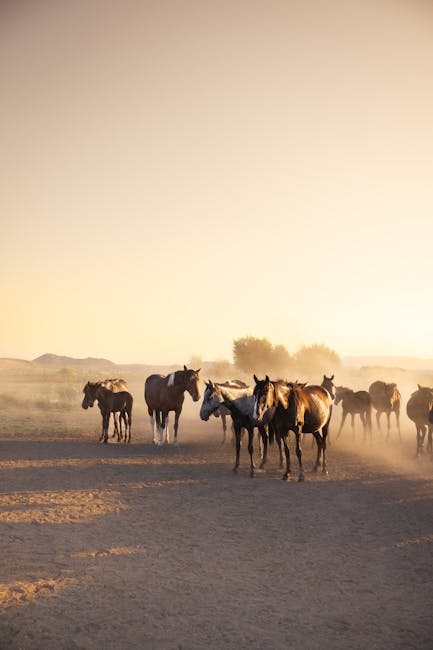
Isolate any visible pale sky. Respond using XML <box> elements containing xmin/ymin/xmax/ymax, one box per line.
<box><xmin>2</xmin><ymin>0</ymin><xmax>433</xmax><ymax>364</ymax></box>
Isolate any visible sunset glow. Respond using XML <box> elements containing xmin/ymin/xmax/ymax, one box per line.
<box><xmin>2</xmin><ymin>1</ymin><xmax>433</xmax><ymax>364</ymax></box>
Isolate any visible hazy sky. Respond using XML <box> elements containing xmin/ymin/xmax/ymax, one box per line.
<box><xmin>2</xmin><ymin>0</ymin><xmax>433</xmax><ymax>364</ymax></box>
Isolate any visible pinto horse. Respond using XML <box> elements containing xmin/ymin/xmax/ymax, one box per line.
<box><xmin>200</xmin><ymin>380</ymin><xmax>271</xmax><ymax>476</ymax></box>
<box><xmin>82</xmin><ymin>381</ymin><xmax>133</xmax><ymax>443</ymax></box>
<box><xmin>145</xmin><ymin>365</ymin><xmax>201</xmax><ymax>445</ymax></box>
<box><xmin>206</xmin><ymin>379</ymin><xmax>248</xmax><ymax>444</ymax></box>
<box><xmin>334</xmin><ymin>386</ymin><xmax>372</xmax><ymax>442</ymax></box>
<box><xmin>253</xmin><ymin>376</ymin><xmax>333</xmax><ymax>481</ymax></box>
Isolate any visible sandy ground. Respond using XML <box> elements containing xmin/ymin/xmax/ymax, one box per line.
<box><xmin>1</xmin><ymin>416</ymin><xmax>433</xmax><ymax>650</ymax></box>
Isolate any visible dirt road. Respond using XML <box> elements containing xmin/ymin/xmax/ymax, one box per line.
<box><xmin>1</xmin><ymin>422</ymin><xmax>432</xmax><ymax>649</ymax></box>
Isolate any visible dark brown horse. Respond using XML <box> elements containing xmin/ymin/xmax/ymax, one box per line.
<box><xmin>81</xmin><ymin>378</ymin><xmax>129</xmax><ymax>440</ymax></box>
<box><xmin>82</xmin><ymin>381</ymin><xmax>133</xmax><ymax>443</ymax></box>
<box><xmin>144</xmin><ymin>365</ymin><xmax>201</xmax><ymax>445</ymax></box>
<box><xmin>368</xmin><ymin>380</ymin><xmax>401</xmax><ymax>440</ymax></box>
<box><xmin>253</xmin><ymin>376</ymin><xmax>333</xmax><ymax>481</ymax></box>
<box><xmin>335</xmin><ymin>386</ymin><xmax>372</xmax><ymax>442</ymax></box>
<box><xmin>407</xmin><ymin>384</ymin><xmax>433</xmax><ymax>455</ymax></box>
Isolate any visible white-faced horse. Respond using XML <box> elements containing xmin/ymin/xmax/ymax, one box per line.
<box><xmin>200</xmin><ymin>380</ymin><xmax>272</xmax><ymax>477</ymax></box>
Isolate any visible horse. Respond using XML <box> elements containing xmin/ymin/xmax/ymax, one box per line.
<box><xmin>368</xmin><ymin>380</ymin><xmax>401</xmax><ymax>441</ymax></box>
<box><xmin>81</xmin><ymin>378</ymin><xmax>129</xmax><ymax>441</ymax></box>
<box><xmin>144</xmin><ymin>365</ymin><xmax>201</xmax><ymax>445</ymax></box>
<box><xmin>200</xmin><ymin>380</ymin><xmax>272</xmax><ymax>476</ymax></box>
<box><xmin>253</xmin><ymin>376</ymin><xmax>333</xmax><ymax>481</ymax></box>
<box><xmin>82</xmin><ymin>382</ymin><xmax>133</xmax><ymax>443</ymax></box>
<box><xmin>407</xmin><ymin>384</ymin><xmax>433</xmax><ymax>455</ymax></box>
<box><xmin>209</xmin><ymin>379</ymin><xmax>248</xmax><ymax>444</ymax></box>
<box><xmin>334</xmin><ymin>386</ymin><xmax>372</xmax><ymax>442</ymax></box>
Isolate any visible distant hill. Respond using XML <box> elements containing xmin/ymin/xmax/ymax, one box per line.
<box><xmin>0</xmin><ymin>358</ymin><xmax>33</xmax><ymax>369</ymax></box>
<box><xmin>33</xmin><ymin>353</ymin><xmax>116</xmax><ymax>370</ymax></box>
<box><xmin>343</xmin><ymin>356</ymin><xmax>433</xmax><ymax>371</ymax></box>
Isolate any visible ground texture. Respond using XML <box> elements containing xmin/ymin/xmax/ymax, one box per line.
<box><xmin>1</xmin><ymin>421</ymin><xmax>432</xmax><ymax>649</ymax></box>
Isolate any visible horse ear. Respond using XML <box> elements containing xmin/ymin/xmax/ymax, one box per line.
<box><xmin>196</xmin><ymin>368</ymin><xmax>201</xmax><ymax>373</ymax></box>
<box><xmin>184</xmin><ymin>365</ymin><xmax>188</xmax><ymax>371</ymax></box>
<box><xmin>253</xmin><ymin>374</ymin><xmax>259</xmax><ymax>384</ymax></box>
<box><xmin>330</xmin><ymin>374</ymin><xmax>334</xmax><ymax>380</ymax></box>
<box><xmin>265</xmin><ymin>375</ymin><xmax>270</xmax><ymax>383</ymax></box>
<box><xmin>208</xmin><ymin>380</ymin><xmax>214</xmax><ymax>388</ymax></box>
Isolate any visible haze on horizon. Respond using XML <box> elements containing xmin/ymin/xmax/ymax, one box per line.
<box><xmin>2</xmin><ymin>0</ymin><xmax>433</xmax><ymax>366</ymax></box>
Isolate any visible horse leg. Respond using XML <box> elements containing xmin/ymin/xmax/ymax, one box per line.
<box><xmin>221</xmin><ymin>412</ymin><xmax>227</xmax><ymax>445</ymax></box>
<box><xmin>386</xmin><ymin>412</ymin><xmax>391</xmax><ymax>442</ymax></box>
<box><xmin>163</xmin><ymin>413</ymin><xmax>170</xmax><ymax>444</ymax></box>
<box><xmin>258</xmin><ymin>424</ymin><xmax>268</xmax><ymax>469</ymax></box>
<box><xmin>148</xmin><ymin>408</ymin><xmax>157</xmax><ymax>444</ymax></box>
<box><xmin>282</xmin><ymin>433</ymin><xmax>291</xmax><ymax>481</ymax></box>
<box><xmin>247</xmin><ymin>426</ymin><xmax>255</xmax><ymax>478</ymax></box>
<box><xmin>277</xmin><ymin>430</ymin><xmax>284</xmax><ymax>468</ymax></box>
<box><xmin>125</xmin><ymin>408</ymin><xmax>131</xmax><ymax>443</ymax></box>
<box><xmin>111</xmin><ymin>412</ymin><xmax>119</xmax><ymax>439</ymax></box>
<box><xmin>360</xmin><ymin>413</ymin><xmax>367</xmax><ymax>442</ymax></box>
<box><xmin>156</xmin><ymin>411</ymin><xmax>163</xmax><ymax>446</ymax></box>
<box><xmin>428</xmin><ymin>425</ymin><xmax>433</xmax><ymax>456</ymax></box>
<box><xmin>102</xmin><ymin>411</ymin><xmax>110</xmax><ymax>444</ymax></box>
<box><xmin>233</xmin><ymin>421</ymin><xmax>242</xmax><ymax>473</ymax></box>
<box><xmin>376</xmin><ymin>411</ymin><xmax>381</xmax><ymax>434</ymax></box>
<box><xmin>351</xmin><ymin>413</ymin><xmax>356</xmax><ymax>440</ymax></box>
<box><xmin>294</xmin><ymin>430</ymin><xmax>304</xmax><ymax>482</ymax></box>
<box><xmin>173</xmin><ymin>409</ymin><xmax>181</xmax><ymax>445</ymax></box>
<box><xmin>417</xmin><ymin>425</ymin><xmax>426</xmax><ymax>455</ymax></box>
<box><xmin>312</xmin><ymin>431</ymin><xmax>323</xmax><ymax>472</ymax></box>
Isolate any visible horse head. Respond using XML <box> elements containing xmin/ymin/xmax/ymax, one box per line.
<box><xmin>81</xmin><ymin>382</ymin><xmax>99</xmax><ymax>409</ymax></box>
<box><xmin>200</xmin><ymin>380</ymin><xmax>223</xmax><ymax>421</ymax></box>
<box><xmin>183</xmin><ymin>365</ymin><xmax>201</xmax><ymax>402</ymax></box>
<box><xmin>252</xmin><ymin>374</ymin><xmax>276</xmax><ymax>423</ymax></box>
<box><xmin>322</xmin><ymin>374</ymin><xmax>336</xmax><ymax>400</ymax></box>
<box><xmin>334</xmin><ymin>385</ymin><xmax>350</xmax><ymax>405</ymax></box>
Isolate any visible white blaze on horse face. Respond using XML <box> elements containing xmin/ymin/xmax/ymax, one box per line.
<box><xmin>168</xmin><ymin>373</ymin><xmax>175</xmax><ymax>387</ymax></box>
<box><xmin>253</xmin><ymin>394</ymin><xmax>259</xmax><ymax>420</ymax></box>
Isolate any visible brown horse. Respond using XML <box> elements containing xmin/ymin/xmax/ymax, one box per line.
<box><xmin>407</xmin><ymin>384</ymin><xmax>433</xmax><ymax>455</ymax></box>
<box><xmin>368</xmin><ymin>380</ymin><xmax>401</xmax><ymax>441</ymax></box>
<box><xmin>335</xmin><ymin>386</ymin><xmax>372</xmax><ymax>442</ymax></box>
<box><xmin>253</xmin><ymin>376</ymin><xmax>333</xmax><ymax>481</ymax></box>
<box><xmin>82</xmin><ymin>381</ymin><xmax>133</xmax><ymax>443</ymax></box>
<box><xmin>144</xmin><ymin>365</ymin><xmax>201</xmax><ymax>445</ymax></box>
<box><xmin>81</xmin><ymin>378</ymin><xmax>129</xmax><ymax>441</ymax></box>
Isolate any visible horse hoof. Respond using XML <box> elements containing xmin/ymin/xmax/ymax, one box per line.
<box><xmin>322</xmin><ymin>468</ymin><xmax>329</xmax><ymax>476</ymax></box>
<box><xmin>282</xmin><ymin>474</ymin><xmax>291</xmax><ymax>481</ymax></box>
<box><xmin>298</xmin><ymin>474</ymin><xmax>304</xmax><ymax>482</ymax></box>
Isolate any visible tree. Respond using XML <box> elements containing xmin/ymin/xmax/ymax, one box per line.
<box><xmin>233</xmin><ymin>336</ymin><xmax>292</xmax><ymax>376</ymax></box>
<box><xmin>294</xmin><ymin>343</ymin><xmax>340</xmax><ymax>379</ymax></box>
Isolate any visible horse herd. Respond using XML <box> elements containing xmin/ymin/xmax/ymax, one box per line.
<box><xmin>81</xmin><ymin>367</ymin><xmax>433</xmax><ymax>480</ymax></box>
